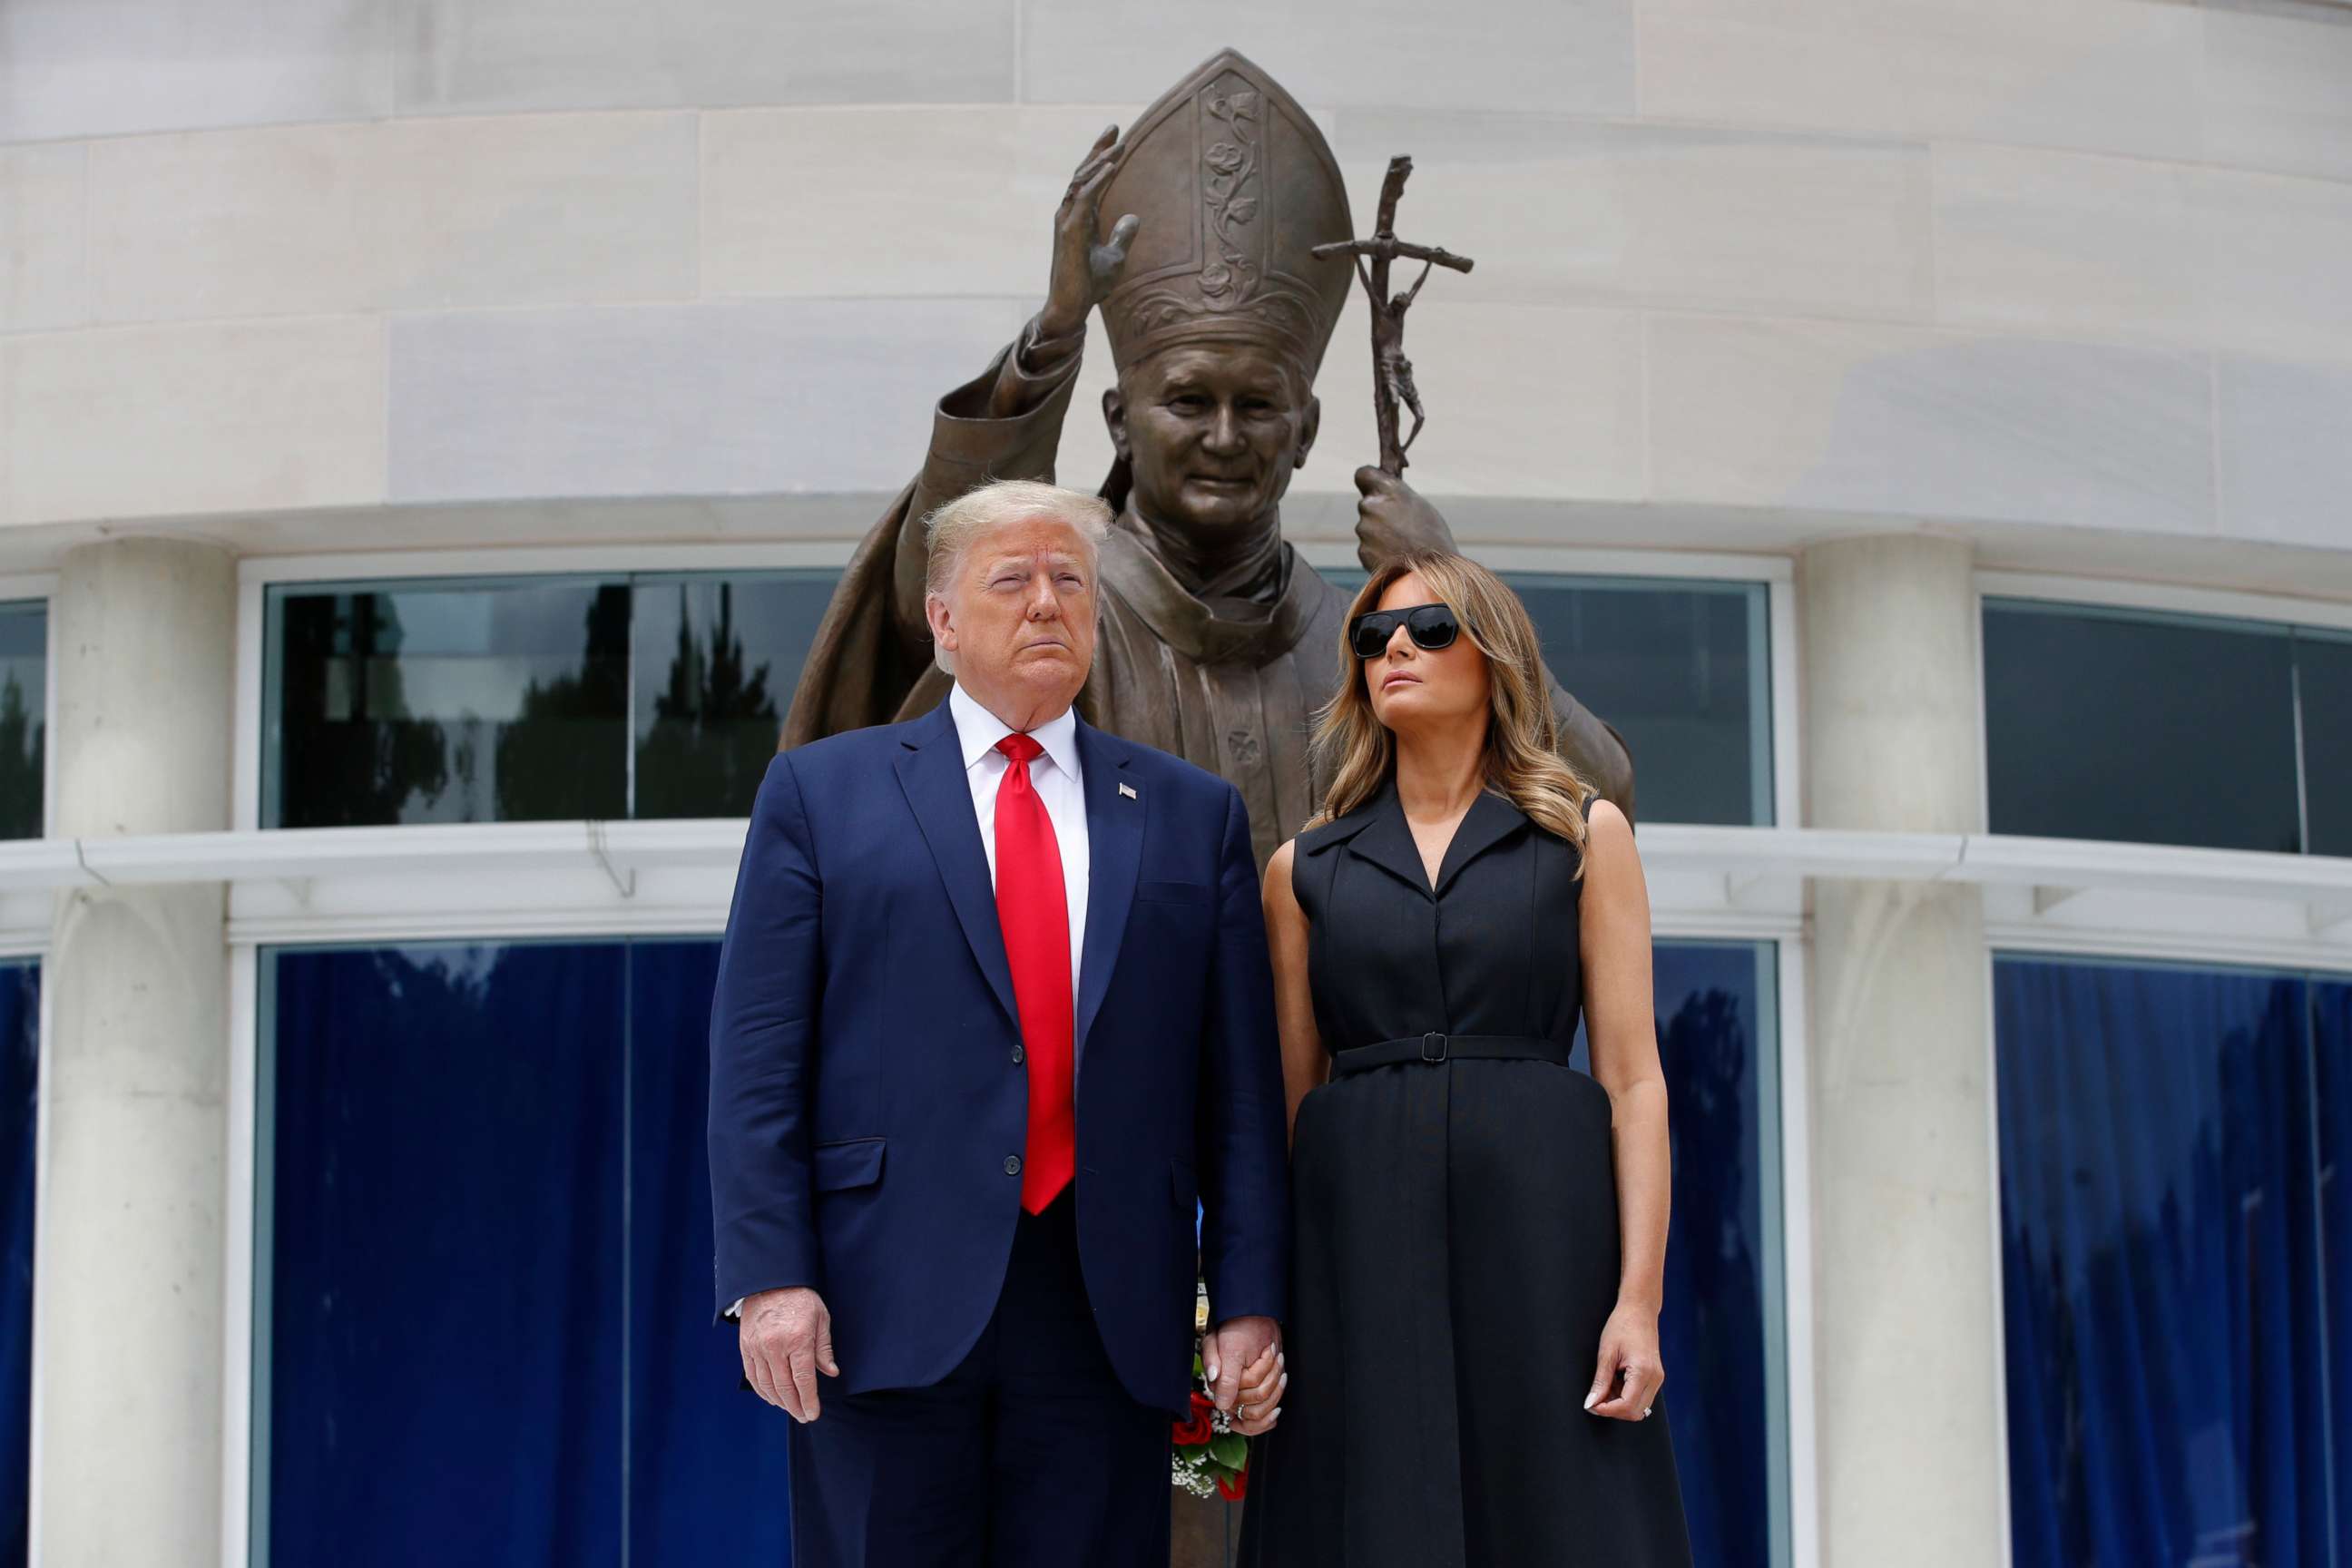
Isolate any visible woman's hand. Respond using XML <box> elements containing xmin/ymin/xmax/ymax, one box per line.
<box><xmin>1229</xmin><ymin>1341</ymin><xmax>1288</xmax><ymax>1436</ymax></box>
<box><xmin>1583</xmin><ymin>1298</ymin><xmax>1664</xmax><ymax>1422</ymax></box>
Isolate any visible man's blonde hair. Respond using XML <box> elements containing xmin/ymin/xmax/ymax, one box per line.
<box><xmin>921</xmin><ymin>479</ymin><xmax>1114</xmax><ymax>675</ymax></box>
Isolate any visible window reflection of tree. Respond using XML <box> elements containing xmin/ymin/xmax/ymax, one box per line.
<box><xmin>1659</xmin><ymin>978</ymin><xmax>1769</xmax><ymax>1568</ymax></box>
<box><xmin>279</xmin><ymin>593</ymin><xmax>452</xmax><ymax>828</ymax></box>
<box><xmin>0</xmin><ymin>669</ymin><xmax>41</xmax><ymax>840</ymax></box>
<box><xmin>494</xmin><ymin>585</ymin><xmax>630</xmax><ymax>821</ymax></box>
<box><xmin>634</xmin><ymin>581</ymin><xmax>778</xmax><ymax>820</ymax></box>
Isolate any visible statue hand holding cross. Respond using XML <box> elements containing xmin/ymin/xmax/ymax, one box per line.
<box><xmin>1315</xmin><ymin>155</ymin><xmax>1475</xmax><ymax>567</ymax></box>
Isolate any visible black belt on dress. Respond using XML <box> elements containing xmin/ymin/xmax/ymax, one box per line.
<box><xmin>1328</xmin><ymin>1033</ymin><xmax>1574</xmax><ymax>1076</ymax></box>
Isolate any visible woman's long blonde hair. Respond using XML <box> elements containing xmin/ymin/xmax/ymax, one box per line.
<box><xmin>1308</xmin><ymin>551</ymin><xmax>1592</xmax><ymax>863</ymax></box>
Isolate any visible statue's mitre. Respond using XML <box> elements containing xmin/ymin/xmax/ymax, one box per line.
<box><xmin>1096</xmin><ymin>49</ymin><xmax>1355</xmax><ymax>381</ymax></box>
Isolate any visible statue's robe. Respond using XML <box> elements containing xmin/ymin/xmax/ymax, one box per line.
<box><xmin>781</xmin><ymin>335</ymin><xmax>1637</xmax><ymax>868</ymax></box>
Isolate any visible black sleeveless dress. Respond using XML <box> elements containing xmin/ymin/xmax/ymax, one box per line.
<box><xmin>1237</xmin><ymin>778</ymin><xmax>1693</xmax><ymax>1567</ymax></box>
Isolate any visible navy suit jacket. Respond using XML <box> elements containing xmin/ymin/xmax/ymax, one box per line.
<box><xmin>707</xmin><ymin>695</ymin><xmax>1289</xmax><ymax>1414</ymax></box>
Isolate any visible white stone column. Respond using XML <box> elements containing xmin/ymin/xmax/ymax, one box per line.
<box><xmin>1798</xmin><ymin>534</ymin><xmax>2003</xmax><ymax>1568</ymax></box>
<box><xmin>37</xmin><ymin>538</ymin><xmax>236</xmax><ymax>1567</ymax></box>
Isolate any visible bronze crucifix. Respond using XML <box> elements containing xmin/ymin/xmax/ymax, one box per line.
<box><xmin>1311</xmin><ymin>155</ymin><xmax>1475</xmax><ymax>477</ymax></box>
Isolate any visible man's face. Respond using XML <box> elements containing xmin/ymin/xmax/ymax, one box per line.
<box><xmin>926</xmin><ymin>513</ymin><xmax>1099</xmax><ymax>726</ymax></box>
<box><xmin>1104</xmin><ymin>343</ymin><xmax>1320</xmax><ymax>536</ymax></box>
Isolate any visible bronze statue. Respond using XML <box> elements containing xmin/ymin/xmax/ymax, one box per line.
<box><xmin>782</xmin><ymin>48</ymin><xmax>1636</xmax><ymax>866</ymax></box>
<box><xmin>1313</xmin><ymin>153</ymin><xmax>1475</xmax><ymax>478</ymax></box>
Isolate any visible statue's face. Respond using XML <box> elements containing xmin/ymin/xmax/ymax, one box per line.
<box><xmin>1104</xmin><ymin>343</ymin><xmax>1320</xmax><ymax>535</ymax></box>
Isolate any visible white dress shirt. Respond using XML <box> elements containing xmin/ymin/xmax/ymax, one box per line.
<box><xmin>730</xmin><ymin>684</ymin><xmax>1091</xmax><ymax>1320</ymax></box>
<box><xmin>945</xmin><ymin>681</ymin><xmax>1090</xmax><ymax>995</ymax></box>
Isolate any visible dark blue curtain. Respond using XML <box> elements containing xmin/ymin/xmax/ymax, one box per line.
<box><xmin>1576</xmin><ymin>940</ymin><xmax>1779</xmax><ymax>1568</ymax></box>
<box><xmin>268</xmin><ymin>944</ymin><xmax>627</xmax><ymax>1568</ymax></box>
<box><xmin>1997</xmin><ymin>956</ymin><xmax>2350</xmax><ymax>1568</ymax></box>
<box><xmin>623</xmin><ymin>941</ymin><xmax>792</xmax><ymax>1563</ymax></box>
<box><xmin>265</xmin><ymin>940</ymin><xmax>790</xmax><ymax>1568</ymax></box>
<box><xmin>0</xmin><ymin>962</ymin><xmax>35</xmax><ymax>1568</ymax></box>
<box><xmin>267</xmin><ymin>932</ymin><xmax>1785</xmax><ymax>1567</ymax></box>
<box><xmin>2318</xmin><ymin>977</ymin><xmax>2352</xmax><ymax>1568</ymax></box>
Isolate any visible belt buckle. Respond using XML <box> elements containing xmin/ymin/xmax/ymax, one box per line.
<box><xmin>1420</xmin><ymin>1031</ymin><xmax>1448</xmax><ymax>1063</ymax></box>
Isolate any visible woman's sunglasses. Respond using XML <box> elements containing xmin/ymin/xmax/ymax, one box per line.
<box><xmin>1348</xmin><ymin>602</ymin><xmax>1461</xmax><ymax>660</ymax></box>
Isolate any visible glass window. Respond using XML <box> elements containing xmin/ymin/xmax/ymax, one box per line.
<box><xmin>258</xmin><ymin>940</ymin><xmax>789</xmax><ymax>1568</ymax></box>
<box><xmin>264</xmin><ymin>566</ymin><xmax>1770</xmax><ymax>828</ymax></box>
<box><xmin>0</xmin><ymin>961</ymin><xmax>34</xmax><ymax>1568</ymax></box>
<box><xmin>632</xmin><ymin>572</ymin><xmax>836</xmax><ymax>820</ymax></box>
<box><xmin>266</xmin><ymin>572</ymin><xmax>839</xmax><ymax>828</ymax></box>
<box><xmin>1983</xmin><ymin>598</ymin><xmax>2352</xmax><ymax>855</ymax></box>
<box><xmin>1577</xmin><ymin>940</ymin><xmax>1787</xmax><ymax>1568</ymax></box>
<box><xmin>266</xmin><ymin>579</ymin><xmax>630</xmax><ymax>828</ymax></box>
<box><xmin>1324</xmin><ymin>569</ymin><xmax>1774</xmax><ymax>826</ymax></box>
<box><xmin>1511</xmin><ymin>577</ymin><xmax>1771</xmax><ymax>828</ymax></box>
<box><xmin>1995</xmin><ymin>954</ymin><xmax>2351</xmax><ymax>1568</ymax></box>
<box><xmin>2298</xmin><ymin>626</ymin><xmax>2352</xmax><ymax>858</ymax></box>
<box><xmin>0</xmin><ymin>604</ymin><xmax>44</xmax><ymax>842</ymax></box>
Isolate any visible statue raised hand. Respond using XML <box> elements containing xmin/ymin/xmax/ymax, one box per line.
<box><xmin>1037</xmin><ymin>125</ymin><xmax>1142</xmax><ymax>346</ymax></box>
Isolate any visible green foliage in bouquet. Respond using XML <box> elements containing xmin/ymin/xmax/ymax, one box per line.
<box><xmin>1170</xmin><ymin>1282</ymin><xmax>1250</xmax><ymax>1501</ymax></box>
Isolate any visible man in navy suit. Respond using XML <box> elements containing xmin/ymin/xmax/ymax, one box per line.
<box><xmin>708</xmin><ymin>477</ymin><xmax>1290</xmax><ymax>1565</ymax></box>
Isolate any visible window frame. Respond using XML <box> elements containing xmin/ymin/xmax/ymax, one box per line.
<box><xmin>234</xmin><ymin>544</ymin><xmax>853</xmax><ymax>838</ymax></box>
<box><xmin>1976</xmin><ymin>569</ymin><xmax>2352</xmax><ymax>860</ymax></box>
<box><xmin>0</xmin><ymin>576</ymin><xmax>57</xmax><ymax>956</ymax></box>
<box><xmin>218</xmin><ymin>536</ymin><xmax>1811</xmax><ymax>1568</ymax></box>
<box><xmin>0</xmin><ymin>576</ymin><xmax>53</xmax><ymax>1568</ymax></box>
<box><xmin>1975</xmin><ymin>571</ymin><xmax>2352</xmax><ymax>1568</ymax></box>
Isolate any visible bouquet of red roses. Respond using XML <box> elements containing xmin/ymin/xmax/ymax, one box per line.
<box><xmin>1170</xmin><ymin>1283</ymin><xmax>1250</xmax><ymax>1501</ymax></box>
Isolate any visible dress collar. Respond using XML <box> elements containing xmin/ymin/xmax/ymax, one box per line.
<box><xmin>1306</xmin><ymin>771</ymin><xmax>1532</xmax><ymax>900</ymax></box>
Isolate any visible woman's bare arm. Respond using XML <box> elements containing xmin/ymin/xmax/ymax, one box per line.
<box><xmin>1577</xmin><ymin>798</ymin><xmax>1674</xmax><ymax>1420</ymax></box>
<box><xmin>1262</xmin><ymin>840</ymin><xmax>1328</xmax><ymax>1142</ymax></box>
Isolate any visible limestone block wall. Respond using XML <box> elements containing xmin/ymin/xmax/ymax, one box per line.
<box><xmin>0</xmin><ymin>0</ymin><xmax>2343</xmax><ymax>576</ymax></box>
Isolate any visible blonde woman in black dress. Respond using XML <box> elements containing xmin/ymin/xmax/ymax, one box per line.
<box><xmin>1233</xmin><ymin>551</ymin><xmax>1693</xmax><ymax>1566</ymax></box>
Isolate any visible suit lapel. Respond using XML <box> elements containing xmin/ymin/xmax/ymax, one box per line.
<box><xmin>893</xmin><ymin>700</ymin><xmax>1021</xmax><ymax>1035</ymax></box>
<box><xmin>1072</xmin><ymin>714</ymin><xmax>1142</xmax><ymax>1075</ymax></box>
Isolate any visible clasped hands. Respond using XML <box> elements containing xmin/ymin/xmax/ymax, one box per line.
<box><xmin>740</xmin><ymin>1289</ymin><xmax>1289</xmax><ymax>1433</ymax></box>
<box><xmin>1206</xmin><ymin>1313</ymin><xmax>1287</xmax><ymax>1436</ymax></box>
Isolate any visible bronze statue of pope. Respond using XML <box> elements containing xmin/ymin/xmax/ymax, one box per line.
<box><xmin>783</xmin><ymin>49</ymin><xmax>1636</xmax><ymax>866</ymax></box>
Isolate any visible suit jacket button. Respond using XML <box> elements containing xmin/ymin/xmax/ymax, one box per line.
<box><xmin>1011</xmin><ymin>1044</ymin><xmax>1024</xmax><ymax>1064</ymax></box>
<box><xmin>1004</xmin><ymin>1155</ymin><xmax>1023</xmax><ymax>1177</ymax></box>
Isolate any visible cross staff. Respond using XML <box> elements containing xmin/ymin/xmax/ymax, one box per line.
<box><xmin>1311</xmin><ymin>155</ymin><xmax>1475</xmax><ymax>477</ymax></box>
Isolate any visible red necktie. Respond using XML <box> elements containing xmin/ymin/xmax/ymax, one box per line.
<box><xmin>993</xmin><ymin>733</ymin><xmax>1074</xmax><ymax>1213</ymax></box>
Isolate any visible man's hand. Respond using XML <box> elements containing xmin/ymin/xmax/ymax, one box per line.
<box><xmin>1354</xmin><ymin>466</ymin><xmax>1458</xmax><ymax>568</ymax></box>
<box><xmin>740</xmin><ymin>1286</ymin><xmax>839</xmax><ymax>1423</ymax></box>
<box><xmin>1039</xmin><ymin>124</ymin><xmax>1141</xmax><ymax>343</ymax></box>
<box><xmin>1205</xmin><ymin>1315</ymin><xmax>1282</xmax><ymax>1424</ymax></box>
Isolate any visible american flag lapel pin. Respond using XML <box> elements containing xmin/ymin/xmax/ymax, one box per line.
<box><xmin>1118</xmin><ymin>782</ymin><xmax>1138</xmax><ymax>801</ymax></box>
